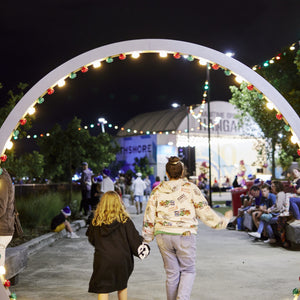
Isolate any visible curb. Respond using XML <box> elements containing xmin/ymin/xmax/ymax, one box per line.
<box><xmin>5</xmin><ymin>219</ymin><xmax>86</xmax><ymax>282</ymax></box>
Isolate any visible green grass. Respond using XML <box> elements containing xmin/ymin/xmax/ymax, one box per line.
<box><xmin>212</xmin><ymin>201</ymin><xmax>232</xmax><ymax>215</ymax></box>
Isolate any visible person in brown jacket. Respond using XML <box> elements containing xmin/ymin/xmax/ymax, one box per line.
<box><xmin>0</xmin><ymin>168</ymin><xmax>15</xmax><ymax>277</ymax></box>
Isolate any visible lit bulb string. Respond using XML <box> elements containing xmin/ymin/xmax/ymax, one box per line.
<box><xmin>1</xmin><ymin>44</ymin><xmax>300</xmax><ymax>163</ymax></box>
<box><xmin>13</xmin><ymin>121</ymin><xmax>220</xmax><ymax>140</ymax></box>
<box><xmin>252</xmin><ymin>40</ymin><xmax>299</xmax><ymax>71</ymax></box>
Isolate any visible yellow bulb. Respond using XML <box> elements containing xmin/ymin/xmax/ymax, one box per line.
<box><xmin>291</xmin><ymin>135</ymin><xmax>298</xmax><ymax>144</ymax></box>
<box><xmin>290</xmin><ymin>45</ymin><xmax>295</xmax><ymax>51</ymax></box>
<box><xmin>159</xmin><ymin>51</ymin><xmax>167</xmax><ymax>57</ymax></box>
<box><xmin>57</xmin><ymin>79</ymin><xmax>65</xmax><ymax>87</ymax></box>
<box><xmin>252</xmin><ymin>66</ymin><xmax>257</xmax><ymax>71</ymax></box>
<box><xmin>199</xmin><ymin>59</ymin><xmax>207</xmax><ymax>66</ymax></box>
<box><xmin>0</xmin><ymin>266</ymin><xmax>6</xmax><ymax>275</ymax></box>
<box><xmin>235</xmin><ymin>76</ymin><xmax>244</xmax><ymax>83</ymax></box>
<box><xmin>269</xmin><ymin>59</ymin><xmax>274</xmax><ymax>64</ymax></box>
<box><xmin>131</xmin><ymin>52</ymin><xmax>140</xmax><ymax>59</ymax></box>
<box><xmin>266</xmin><ymin>102</ymin><xmax>274</xmax><ymax>110</ymax></box>
<box><xmin>93</xmin><ymin>61</ymin><xmax>101</xmax><ymax>68</ymax></box>
<box><xmin>6</xmin><ymin>141</ymin><xmax>13</xmax><ymax>150</ymax></box>
<box><xmin>46</xmin><ymin>133</ymin><xmax>50</xmax><ymax>136</ymax></box>
<box><xmin>28</xmin><ymin>107</ymin><xmax>36</xmax><ymax>115</ymax></box>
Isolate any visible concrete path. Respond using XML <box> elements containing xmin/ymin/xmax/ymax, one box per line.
<box><xmin>11</xmin><ymin>201</ymin><xmax>300</xmax><ymax>300</ymax></box>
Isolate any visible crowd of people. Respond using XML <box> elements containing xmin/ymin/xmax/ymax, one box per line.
<box><xmin>226</xmin><ymin>168</ymin><xmax>300</xmax><ymax>248</ymax></box>
<box><xmin>2</xmin><ymin>160</ymin><xmax>300</xmax><ymax>300</ymax></box>
<box><xmin>81</xmin><ymin>157</ymin><xmax>232</xmax><ymax>300</ymax></box>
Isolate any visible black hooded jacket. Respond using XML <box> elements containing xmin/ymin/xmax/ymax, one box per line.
<box><xmin>86</xmin><ymin>218</ymin><xmax>143</xmax><ymax>293</ymax></box>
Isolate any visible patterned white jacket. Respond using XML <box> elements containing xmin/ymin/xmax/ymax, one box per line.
<box><xmin>142</xmin><ymin>179</ymin><xmax>229</xmax><ymax>242</ymax></box>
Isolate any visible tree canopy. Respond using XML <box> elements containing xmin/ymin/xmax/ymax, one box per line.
<box><xmin>229</xmin><ymin>47</ymin><xmax>300</xmax><ymax>176</ymax></box>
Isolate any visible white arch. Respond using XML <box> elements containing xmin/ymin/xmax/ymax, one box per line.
<box><xmin>1</xmin><ymin>38</ymin><xmax>299</xmax><ymax>155</ymax></box>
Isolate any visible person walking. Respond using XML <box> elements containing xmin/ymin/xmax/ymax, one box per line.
<box><xmin>80</xmin><ymin>162</ymin><xmax>93</xmax><ymax>216</ymax></box>
<box><xmin>0</xmin><ymin>168</ymin><xmax>15</xmax><ymax>296</ymax></box>
<box><xmin>132</xmin><ymin>172</ymin><xmax>146</xmax><ymax>214</ymax></box>
<box><xmin>142</xmin><ymin>156</ymin><xmax>232</xmax><ymax>300</ymax></box>
<box><xmin>86</xmin><ymin>191</ymin><xmax>150</xmax><ymax>300</ymax></box>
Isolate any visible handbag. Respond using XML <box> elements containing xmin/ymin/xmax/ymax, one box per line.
<box><xmin>13</xmin><ymin>209</ymin><xmax>24</xmax><ymax>238</ymax></box>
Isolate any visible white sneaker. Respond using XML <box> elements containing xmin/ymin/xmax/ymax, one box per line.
<box><xmin>248</xmin><ymin>232</ymin><xmax>261</xmax><ymax>239</ymax></box>
<box><xmin>70</xmin><ymin>232</ymin><xmax>80</xmax><ymax>239</ymax></box>
<box><xmin>66</xmin><ymin>232</ymin><xmax>71</xmax><ymax>238</ymax></box>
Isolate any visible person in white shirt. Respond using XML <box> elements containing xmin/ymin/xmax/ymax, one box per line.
<box><xmin>100</xmin><ymin>168</ymin><xmax>115</xmax><ymax>195</ymax></box>
<box><xmin>132</xmin><ymin>172</ymin><xmax>146</xmax><ymax>214</ymax></box>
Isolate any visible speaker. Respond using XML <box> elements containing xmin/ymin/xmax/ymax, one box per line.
<box><xmin>178</xmin><ymin>146</ymin><xmax>195</xmax><ymax>177</ymax></box>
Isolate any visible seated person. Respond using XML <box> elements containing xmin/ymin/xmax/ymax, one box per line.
<box><xmin>289</xmin><ymin>168</ymin><xmax>300</xmax><ymax>220</ymax></box>
<box><xmin>248</xmin><ymin>181</ymin><xmax>286</xmax><ymax>244</ymax></box>
<box><xmin>252</xmin><ymin>183</ymin><xmax>276</xmax><ymax>229</ymax></box>
<box><xmin>51</xmin><ymin>206</ymin><xmax>79</xmax><ymax>239</ymax></box>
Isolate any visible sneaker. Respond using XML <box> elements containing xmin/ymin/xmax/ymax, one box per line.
<box><xmin>248</xmin><ymin>232</ymin><xmax>261</xmax><ymax>239</ymax></box>
<box><xmin>264</xmin><ymin>238</ymin><xmax>276</xmax><ymax>244</ymax></box>
<box><xmin>66</xmin><ymin>232</ymin><xmax>71</xmax><ymax>238</ymax></box>
<box><xmin>70</xmin><ymin>232</ymin><xmax>80</xmax><ymax>239</ymax></box>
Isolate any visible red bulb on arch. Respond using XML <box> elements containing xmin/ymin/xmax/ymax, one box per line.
<box><xmin>47</xmin><ymin>88</ymin><xmax>54</xmax><ymax>95</ymax></box>
<box><xmin>20</xmin><ymin>118</ymin><xmax>27</xmax><ymax>126</ymax></box>
<box><xmin>119</xmin><ymin>54</ymin><xmax>126</xmax><ymax>60</ymax></box>
<box><xmin>276</xmin><ymin>113</ymin><xmax>283</xmax><ymax>120</ymax></box>
<box><xmin>4</xmin><ymin>280</ymin><xmax>11</xmax><ymax>287</ymax></box>
<box><xmin>0</xmin><ymin>155</ymin><xmax>7</xmax><ymax>162</ymax></box>
<box><xmin>81</xmin><ymin>66</ymin><xmax>88</xmax><ymax>73</ymax></box>
<box><xmin>173</xmin><ymin>52</ymin><xmax>181</xmax><ymax>59</ymax></box>
<box><xmin>297</xmin><ymin>149</ymin><xmax>300</xmax><ymax>156</ymax></box>
<box><xmin>212</xmin><ymin>64</ymin><xmax>220</xmax><ymax>70</ymax></box>
<box><xmin>247</xmin><ymin>85</ymin><xmax>254</xmax><ymax>91</ymax></box>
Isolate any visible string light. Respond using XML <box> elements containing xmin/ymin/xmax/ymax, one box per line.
<box><xmin>2</xmin><ymin>45</ymin><xmax>300</xmax><ymax>165</ymax></box>
<box><xmin>159</xmin><ymin>51</ymin><xmax>168</xmax><ymax>57</ymax></box>
<box><xmin>131</xmin><ymin>52</ymin><xmax>140</xmax><ymax>59</ymax></box>
<box><xmin>57</xmin><ymin>79</ymin><xmax>66</xmax><ymax>87</ymax></box>
<box><xmin>28</xmin><ymin>107</ymin><xmax>36</xmax><ymax>115</ymax></box>
<box><xmin>93</xmin><ymin>60</ymin><xmax>101</xmax><ymax>68</ymax></box>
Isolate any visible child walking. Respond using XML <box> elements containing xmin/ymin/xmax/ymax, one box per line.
<box><xmin>86</xmin><ymin>191</ymin><xmax>149</xmax><ymax>300</ymax></box>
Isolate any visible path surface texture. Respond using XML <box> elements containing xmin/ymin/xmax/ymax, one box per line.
<box><xmin>11</xmin><ymin>202</ymin><xmax>300</xmax><ymax>300</ymax></box>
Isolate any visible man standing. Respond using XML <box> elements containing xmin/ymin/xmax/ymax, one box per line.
<box><xmin>80</xmin><ymin>162</ymin><xmax>93</xmax><ymax>216</ymax></box>
<box><xmin>132</xmin><ymin>172</ymin><xmax>146</xmax><ymax>214</ymax></box>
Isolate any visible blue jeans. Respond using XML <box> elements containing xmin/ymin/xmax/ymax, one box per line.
<box><xmin>156</xmin><ymin>234</ymin><xmax>196</xmax><ymax>300</ymax></box>
<box><xmin>257</xmin><ymin>217</ymin><xmax>278</xmax><ymax>238</ymax></box>
<box><xmin>290</xmin><ymin>197</ymin><xmax>300</xmax><ymax>219</ymax></box>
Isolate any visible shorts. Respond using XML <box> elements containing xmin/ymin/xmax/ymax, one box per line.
<box><xmin>134</xmin><ymin>195</ymin><xmax>144</xmax><ymax>203</ymax></box>
<box><xmin>54</xmin><ymin>223</ymin><xmax>65</xmax><ymax>232</ymax></box>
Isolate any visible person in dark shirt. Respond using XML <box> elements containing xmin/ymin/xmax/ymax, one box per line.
<box><xmin>86</xmin><ymin>191</ymin><xmax>149</xmax><ymax>299</ymax></box>
<box><xmin>51</xmin><ymin>206</ymin><xmax>79</xmax><ymax>239</ymax></box>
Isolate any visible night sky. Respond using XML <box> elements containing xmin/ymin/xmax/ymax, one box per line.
<box><xmin>1</xmin><ymin>0</ymin><xmax>299</xmax><ymax>152</ymax></box>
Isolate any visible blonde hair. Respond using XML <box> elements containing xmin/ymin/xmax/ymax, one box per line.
<box><xmin>92</xmin><ymin>191</ymin><xmax>129</xmax><ymax>226</ymax></box>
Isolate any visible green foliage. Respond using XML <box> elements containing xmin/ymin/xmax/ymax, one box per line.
<box><xmin>229</xmin><ymin>45</ymin><xmax>300</xmax><ymax>175</ymax></box>
<box><xmin>133</xmin><ymin>156</ymin><xmax>154</xmax><ymax>178</ymax></box>
<box><xmin>16</xmin><ymin>192</ymin><xmax>65</xmax><ymax>231</ymax></box>
<box><xmin>0</xmin><ymin>83</ymin><xmax>33</xmax><ymax>136</ymax></box>
<box><xmin>37</xmin><ymin>117</ymin><xmax>120</xmax><ymax>182</ymax></box>
<box><xmin>3</xmin><ymin>150</ymin><xmax>45</xmax><ymax>182</ymax></box>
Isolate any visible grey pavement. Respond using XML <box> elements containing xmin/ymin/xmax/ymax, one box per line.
<box><xmin>11</xmin><ymin>196</ymin><xmax>300</xmax><ymax>300</ymax></box>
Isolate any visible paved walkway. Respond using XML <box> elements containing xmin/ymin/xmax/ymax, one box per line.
<box><xmin>11</xmin><ymin>199</ymin><xmax>300</xmax><ymax>300</ymax></box>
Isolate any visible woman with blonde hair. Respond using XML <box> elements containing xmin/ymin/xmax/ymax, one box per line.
<box><xmin>86</xmin><ymin>191</ymin><xmax>149</xmax><ymax>300</ymax></box>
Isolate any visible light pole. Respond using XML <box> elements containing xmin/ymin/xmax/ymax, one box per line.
<box><xmin>98</xmin><ymin>117</ymin><xmax>107</xmax><ymax>133</ymax></box>
<box><xmin>206</xmin><ymin>63</ymin><xmax>212</xmax><ymax>207</ymax></box>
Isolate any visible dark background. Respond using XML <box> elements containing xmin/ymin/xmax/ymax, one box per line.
<box><xmin>1</xmin><ymin>0</ymin><xmax>299</xmax><ymax>151</ymax></box>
